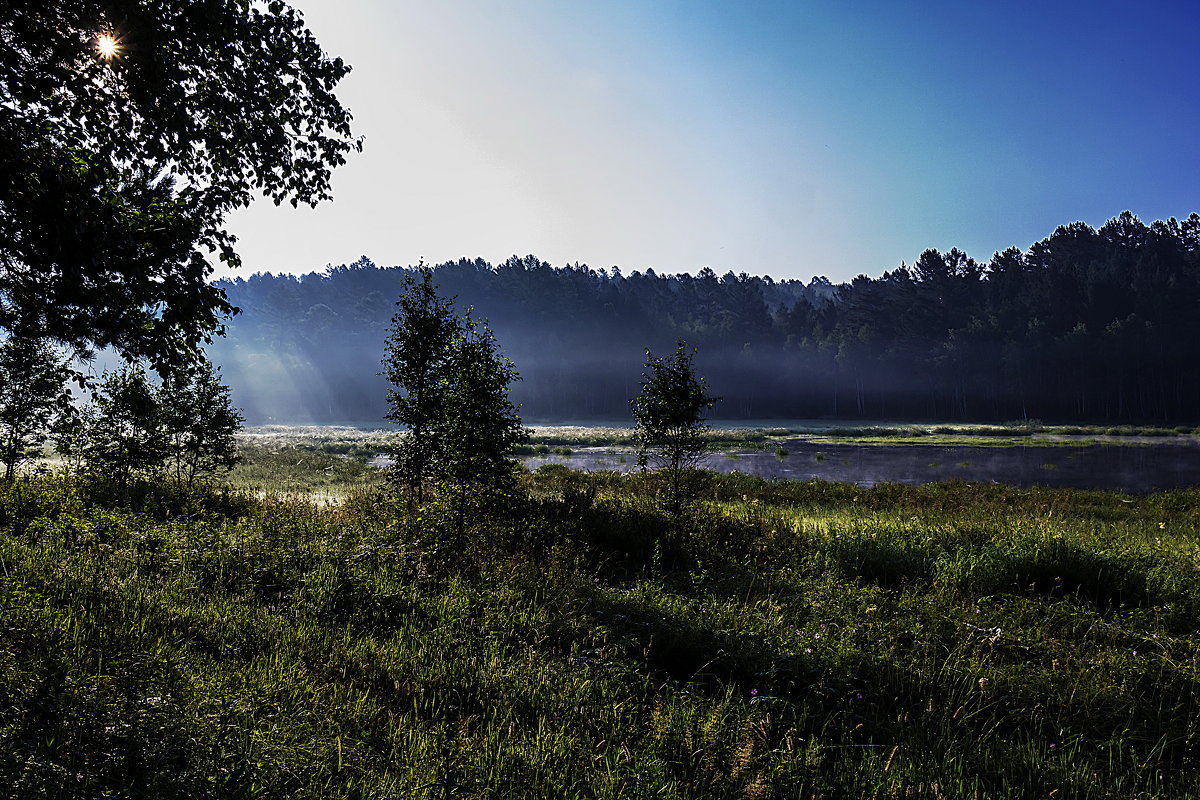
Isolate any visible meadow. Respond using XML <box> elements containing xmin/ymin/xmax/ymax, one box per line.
<box><xmin>2</xmin><ymin>448</ymin><xmax>1199</xmax><ymax>798</ymax></box>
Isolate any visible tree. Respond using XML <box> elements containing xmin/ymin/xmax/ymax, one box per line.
<box><xmin>382</xmin><ymin>266</ymin><xmax>462</xmax><ymax>501</ymax></box>
<box><xmin>1</xmin><ymin>1</ymin><xmax>358</xmax><ymax>371</ymax></box>
<box><xmin>74</xmin><ymin>364</ymin><xmax>170</xmax><ymax>487</ymax></box>
<box><xmin>630</xmin><ymin>339</ymin><xmax>718</xmax><ymax>518</ymax></box>
<box><xmin>434</xmin><ymin>315</ymin><xmax>528</xmax><ymax>538</ymax></box>
<box><xmin>161</xmin><ymin>360</ymin><xmax>244</xmax><ymax>485</ymax></box>
<box><xmin>0</xmin><ymin>336</ymin><xmax>72</xmax><ymax>479</ymax></box>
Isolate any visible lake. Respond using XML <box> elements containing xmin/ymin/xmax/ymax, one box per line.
<box><xmin>521</xmin><ymin>438</ymin><xmax>1200</xmax><ymax>493</ymax></box>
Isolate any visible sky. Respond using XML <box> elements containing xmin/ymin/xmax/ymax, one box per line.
<box><xmin>219</xmin><ymin>0</ymin><xmax>1200</xmax><ymax>284</ymax></box>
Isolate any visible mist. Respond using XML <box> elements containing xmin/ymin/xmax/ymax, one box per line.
<box><xmin>208</xmin><ymin>212</ymin><xmax>1200</xmax><ymax>427</ymax></box>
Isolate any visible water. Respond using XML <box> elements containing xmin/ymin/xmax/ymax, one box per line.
<box><xmin>522</xmin><ymin>438</ymin><xmax>1200</xmax><ymax>493</ymax></box>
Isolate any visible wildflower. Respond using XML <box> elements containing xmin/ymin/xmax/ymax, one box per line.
<box><xmin>750</xmin><ymin>688</ymin><xmax>758</xmax><ymax>697</ymax></box>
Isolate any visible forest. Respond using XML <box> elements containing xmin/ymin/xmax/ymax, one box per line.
<box><xmin>211</xmin><ymin>211</ymin><xmax>1200</xmax><ymax>425</ymax></box>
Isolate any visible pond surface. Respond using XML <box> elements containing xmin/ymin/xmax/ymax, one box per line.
<box><xmin>522</xmin><ymin>439</ymin><xmax>1200</xmax><ymax>493</ymax></box>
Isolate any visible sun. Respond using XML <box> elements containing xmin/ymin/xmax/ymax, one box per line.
<box><xmin>96</xmin><ymin>34</ymin><xmax>120</xmax><ymax>59</ymax></box>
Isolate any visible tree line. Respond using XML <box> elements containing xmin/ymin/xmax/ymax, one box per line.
<box><xmin>213</xmin><ymin>210</ymin><xmax>1200</xmax><ymax>424</ymax></box>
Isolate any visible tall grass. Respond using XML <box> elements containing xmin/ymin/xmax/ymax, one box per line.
<box><xmin>1</xmin><ymin>467</ymin><xmax>1198</xmax><ymax>798</ymax></box>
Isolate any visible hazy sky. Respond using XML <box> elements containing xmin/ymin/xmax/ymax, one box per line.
<box><xmin>219</xmin><ymin>0</ymin><xmax>1200</xmax><ymax>284</ymax></box>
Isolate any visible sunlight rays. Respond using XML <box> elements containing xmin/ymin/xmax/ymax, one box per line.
<box><xmin>95</xmin><ymin>33</ymin><xmax>120</xmax><ymax>59</ymax></box>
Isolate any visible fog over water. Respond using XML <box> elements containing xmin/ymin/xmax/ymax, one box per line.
<box><xmin>518</xmin><ymin>439</ymin><xmax>1200</xmax><ymax>494</ymax></box>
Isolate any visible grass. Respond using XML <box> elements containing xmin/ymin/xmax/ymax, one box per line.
<box><xmin>2</xmin><ymin>459</ymin><xmax>1199</xmax><ymax>798</ymax></box>
<box><xmin>811</xmin><ymin>421</ymin><xmax>1200</xmax><ymax>447</ymax></box>
<box><xmin>225</xmin><ymin>443</ymin><xmax>385</xmax><ymax>500</ymax></box>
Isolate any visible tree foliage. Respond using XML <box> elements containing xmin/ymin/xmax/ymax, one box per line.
<box><xmin>0</xmin><ymin>336</ymin><xmax>72</xmax><ymax>479</ymax></box>
<box><xmin>73</xmin><ymin>365</ymin><xmax>169</xmax><ymax>487</ymax></box>
<box><xmin>1</xmin><ymin>0</ymin><xmax>358</xmax><ymax>370</ymax></box>
<box><xmin>435</xmin><ymin>317</ymin><xmax>528</xmax><ymax>491</ymax></box>
<box><xmin>57</xmin><ymin>360</ymin><xmax>242</xmax><ymax>486</ymax></box>
<box><xmin>433</xmin><ymin>315</ymin><xmax>528</xmax><ymax>543</ymax></box>
<box><xmin>381</xmin><ymin>272</ymin><xmax>527</xmax><ymax>520</ymax></box>
<box><xmin>631</xmin><ymin>339</ymin><xmax>717</xmax><ymax>516</ymax></box>
<box><xmin>161</xmin><ymin>361</ymin><xmax>244</xmax><ymax>486</ymax></box>
<box><xmin>382</xmin><ymin>267</ymin><xmax>461</xmax><ymax>500</ymax></box>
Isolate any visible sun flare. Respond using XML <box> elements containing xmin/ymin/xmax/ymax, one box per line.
<box><xmin>96</xmin><ymin>34</ymin><xmax>120</xmax><ymax>59</ymax></box>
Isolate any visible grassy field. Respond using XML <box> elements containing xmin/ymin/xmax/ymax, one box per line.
<box><xmin>236</xmin><ymin>422</ymin><xmax>1200</xmax><ymax>457</ymax></box>
<box><xmin>804</xmin><ymin>423</ymin><xmax>1200</xmax><ymax>448</ymax></box>
<box><xmin>2</xmin><ymin>457</ymin><xmax>1199</xmax><ymax>798</ymax></box>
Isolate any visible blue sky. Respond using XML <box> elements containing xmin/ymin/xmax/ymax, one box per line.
<box><xmin>220</xmin><ymin>0</ymin><xmax>1200</xmax><ymax>283</ymax></box>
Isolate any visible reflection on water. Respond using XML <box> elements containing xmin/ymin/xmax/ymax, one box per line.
<box><xmin>522</xmin><ymin>439</ymin><xmax>1200</xmax><ymax>493</ymax></box>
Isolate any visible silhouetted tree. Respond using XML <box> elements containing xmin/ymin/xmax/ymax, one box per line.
<box><xmin>631</xmin><ymin>339</ymin><xmax>718</xmax><ymax>518</ymax></box>
<box><xmin>382</xmin><ymin>266</ymin><xmax>462</xmax><ymax>501</ymax></box>
<box><xmin>1</xmin><ymin>0</ymin><xmax>357</xmax><ymax>370</ymax></box>
<box><xmin>212</xmin><ymin>210</ymin><xmax>1200</xmax><ymax>425</ymax></box>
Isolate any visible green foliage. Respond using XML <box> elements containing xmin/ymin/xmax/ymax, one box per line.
<box><xmin>382</xmin><ymin>272</ymin><xmax>528</xmax><ymax>525</ymax></box>
<box><xmin>631</xmin><ymin>339</ymin><xmax>718</xmax><ymax>517</ymax></box>
<box><xmin>0</xmin><ymin>336</ymin><xmax>72</xmax><ymax>479</ymax></box>
<box><xmin>382</xmin><ymin>266</ymin><xmax>461</xmax><ymax>499</ymax></box>
<box><xmin>160</xmin><ymin>360</ymin><xmax>244</xmax><ymax>485</ymax></box>
<box><xmin>1</xmin><ymin>0</ymin><xmax>357</xmax><ymax>370</ymax></box>
<box><xmin>71</xmin><ymin>364</ymin><xmax>170</xmax><ymax>487</ymax></box>
<box><xmin>56</xmin><ymin>360</ymin><xmax>243</xmax><ymax>487</ymax></box>
<box><xmin>433</xmin><ymin>317</ymin><xmax>529</xmax><ymax>543</ymax></box>
<box><xmin>435</xmin><ymin>319</ymin><xmax>528</xmax><ymax>488</ymax></box>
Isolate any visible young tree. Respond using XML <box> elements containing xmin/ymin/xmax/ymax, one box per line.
<box><xmin>630</xmin><ymin>339</ymin><xmax>719</xmax><ymax>518</ymax></box>
<box><xmin>382</xmin><ymin>266</ymin><xmax>462</xmax><ymax>501</ymax></box>
<box><xmin>0</xmin><ymin>336</ymin><xmax>72</xmax><ymax>479</ymax></box>
<box><xmin>161</xmin><ymin>361</ymin><xmax>244</xmax><ymax>485</ymax></box>
<box><xmin>75</xmin><ymin>365</ymin><xmax>170</xmax><ymax>488</ymax></box>
<box><xmin>434</xmin><ymin>316</ymin><xmax>529</xmax><ymax>537</ymax></box>
<box><xmin>1</xmin><ymin>0</ymin><xmax>358</xmax><ymax>371</ymax></box>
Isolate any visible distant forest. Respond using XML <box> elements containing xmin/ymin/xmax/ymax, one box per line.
<box><xmin>209</xmin><ymin>211</ymin><xmax>1200</xmax><ymax>425</ymax></box>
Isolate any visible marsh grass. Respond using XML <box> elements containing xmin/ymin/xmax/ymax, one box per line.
<box><xmin>814</xmin><ymin>421</ymin><xmax>1200</xmax><ymax>447</ymax></box>
<box><xmin>2</xmin><ymin>463</ymin><xmax>1199</xmax><ymax>798</ymax></box>
<box><xmin>225</xmin><ymin>443</ymin><xmax>385</xmax><ymax>499</ymax></box>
